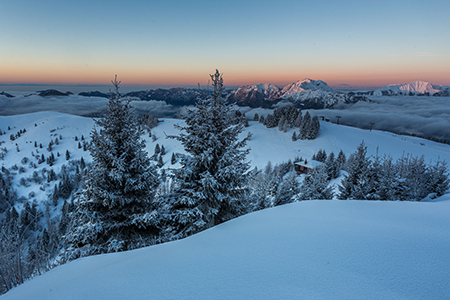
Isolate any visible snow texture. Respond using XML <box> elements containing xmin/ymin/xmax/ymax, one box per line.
<box><xmin>2</xmin><ymin>197</ymin><xmax>450</xmax><ymax>300</ymax></box>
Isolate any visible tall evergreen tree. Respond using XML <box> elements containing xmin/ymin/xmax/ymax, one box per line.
<box><xmin>298</xmin><ymin>165</ymin><xmax>334</xmax><ymax>200</ymax></box>
<box><xmin>338</xmin><ymin>141</ymin><xmax>371</xmax><ymax>200</ymax></box>
<box><xmin>273</xmin><ymin>171</ymin><xmax>300</xmax><ymax>206</ymax></box>
<box><xmin>299</xmin><ymin>111</ymin><xmax>311</xmax><ymax>140</ymax></box>
<box><xmin>161</xmin><ymin>70</ymin><xmax>251</xmax><ymax>239</ymax></box>
<box><xmin>65</xmin><ymin>76</ymin><xmax>159</xmax><ymax>257</ymax></box>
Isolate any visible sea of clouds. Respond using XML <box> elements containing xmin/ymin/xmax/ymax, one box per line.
<box><xmin>1</xmin><ymin>93</ymin><xmax>449</xmax><ymax>142</ymax></box>
<box><xmin>312</xmin><ymin>96</ymin><xmax>450</xmax><ymax>142</ymax></box>
<box><xmin>0</xmin><ymin>94</ymin><xmax>179</xmax><ymax>117</ymax></box>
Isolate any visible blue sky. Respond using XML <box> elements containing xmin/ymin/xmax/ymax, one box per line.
<box><xmin>1</xmin><ymin>0</ymin><xmax>449</xmax><ymax>87</ymax></box>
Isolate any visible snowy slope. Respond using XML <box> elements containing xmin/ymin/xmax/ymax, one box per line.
<box><xmin>149</xmin><ymin>118</ymin><xmax>450</xmax><ymax>170</ymax></box>
<box><xmin>374</xmin><ymin>80</ymin><xmax>443</xmax><ymax>96</ymax></box>
<box><xmin>0</xmin><ymin>112</ymin><xmax>94</xmax><ymax>202</ymax></box>
<box><xmin>3</xmin><ymin>112</ymin><xmax>450</xmax><ymax>205</ymax></box>
<box><xmin>3</xmin><ymin>196</ymin><xmax>450</xmax><ymax>300</ymax></box>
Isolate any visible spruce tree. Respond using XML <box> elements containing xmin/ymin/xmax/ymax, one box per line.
<box><xmin>161</xmin><ymin>70</ymin><xmax>251</xmax><ymax>239</ymax></box>
<box><xmin>65</xmin><ymin>76</ymin><xmax>159</xmax><ymax>257</ymax></box>
<box><xmin>273</xmin><ymin>171</ymin><xmax>299</xmax><ymax>206</ymax></box>
<box><xmin>299</xmin><ymin>111</ymin><xmax>311</xmax><ymax>139</ymax></box>
<box><xmin>338</xmin><ymin>141</ymin><xmax>371</xmax><ymax>200</ymax></box>
<box><xmin>299</xmin><ymin>165</ymin><xmax>334</xmax><ymax>200</ymax></box>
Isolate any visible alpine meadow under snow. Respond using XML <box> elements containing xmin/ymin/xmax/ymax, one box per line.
<box><xmin>1</xmin><ymin>73</ymin><xmax>450</xmax><ymax>299</ymax></box>
<box><xmin>2</xmin><ymin>197</ymin><xmax>450</xmax><ymax>300</ymax></box>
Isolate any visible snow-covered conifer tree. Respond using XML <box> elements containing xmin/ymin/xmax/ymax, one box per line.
<box><xmin>65</xmin><ymin>76</ymin><xmax>159</xmax><ymax>257</ymax></box>
<box><xmin>273</xmin><ymin>171</ymin><xmax>300</xmax><ymax>206</ymax></box>
<box><xmin>338</xmin><ymin>141</ymin><xmax>371</xmax><ymax>200</ymax></box>
<box><xmin>428</xmin><ymin>160</ymin><xmax>450</xmax><ymax>197</ymax></box>
<box><xmin>161</xmin><ymin>70</ymin><xmax>251</xmax><ymax>239</ymax></box>
<box><xmin>299</xmin><ymin>111</ymin><xmax>311</xmax><ymax>140</ymax></box>
<box><xmin>298</xmin><ymin>165</ymin><xmax>333</xmax><ymax>200</ymax></box>
<box><xmin>309</xmin><ymin>115</ymin><xmax>320</xmax><ymax>139</ymax></box>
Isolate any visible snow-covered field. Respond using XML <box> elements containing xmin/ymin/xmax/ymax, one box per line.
<box><xmin>2</xmin><ymin>111</ymin><xmax>450</xmax><ymax>203</ymax></box>
<box><xmin>2</xmin><ymin>196</ymin><xmax>450</xmax><ymax>300</ymax></box>
<box><xmin>1</xmin><ymin>111</ymin><xmax>450</xmax><ymax>299</ymax></box>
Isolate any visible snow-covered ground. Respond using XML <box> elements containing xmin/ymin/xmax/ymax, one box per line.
<box><xmin>2</xmin><ymin>196</ymin><xmax>450</xmax><ymax>300</ymax></box>
<box><xmin>2</xmin><ymin>111</ymin><xmax>450</xmax><ymax>204</ymax></box>
<box><xmin>2</xmin><ymin>111</ymin><xmax>450</xmax><ymax>299</ymax></box>
<box><xmin>152</xmin><ymin>117</ymin><xmax>450</xmax><ymax>170</ymax></box>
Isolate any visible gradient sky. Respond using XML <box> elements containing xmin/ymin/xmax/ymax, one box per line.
<box><xmin>1</xmin><ymin>0</ymin><xmax>449</xmax><ymax>88</ymax></box>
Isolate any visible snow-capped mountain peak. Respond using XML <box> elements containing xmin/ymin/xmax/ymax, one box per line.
<box><xmin>374</xmin><ymin>80</ymin><xmax>443</xmax><ymax>96</ymax></box>
<box><xmin>280</xmin><ymin>78</ymin><xmax>335</xmax><ymax>97</ymax></box>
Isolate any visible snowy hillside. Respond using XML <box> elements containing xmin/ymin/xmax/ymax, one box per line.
<box><xmin>3</xmin><ymin>196</ymin><xmax>450</xmax><ymax>300</ymax></box>
<box><xmin>149</xmin><ymin>117</ymin><xmax>450</xmax><ymax>170</ymax></box>
<box><xmin>374</xmin><ymin>80</ymin><xmax>443</xmax><ymax>96</ymax></box>
<box><xmin>2</xmin><ymin>110</ymin><xmax>450</xmax><ymax>299</ymax></box>
<box><xmin>2</xmin><ymin>111</ymin><xmax>450</xmax><ymax>203</ymax></box>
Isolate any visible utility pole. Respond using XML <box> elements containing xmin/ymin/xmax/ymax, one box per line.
<box><xmin>336</xmin><ymin>115</ymin><xmax>342</xmax><ymax>125</ymax></box>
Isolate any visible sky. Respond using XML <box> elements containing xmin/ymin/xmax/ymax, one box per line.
<box><xmin>1</xmin><ymin>0</ymin><xmax>449</xmax><ymax>88</ymax></box>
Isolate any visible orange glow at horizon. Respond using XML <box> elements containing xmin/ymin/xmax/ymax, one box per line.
<box><xmin>1</xmin><ymin>63</ymin><xmax>449</xmax><ymax>88</ymax></box>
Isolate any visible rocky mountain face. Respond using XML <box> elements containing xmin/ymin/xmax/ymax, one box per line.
<box><xmin>373</xmin><ymin>80</ymin><xmax>448</xmax><ymax>96</ymax></box>
<box><xmin>227</xmin><ymin>78</ymin><xmax>368</xmax><ymax>109</ymax></box>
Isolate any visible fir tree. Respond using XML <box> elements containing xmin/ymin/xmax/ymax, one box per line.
<box><xmin>157</xmin><ymin>155</ymin><xmax>164</xmax><ymax>168</ymax></box>
<box><xmin>273</xmin><ymin>171</ymin><xmax>299</xmax><ymax>206</ymax></box>
<box><xmin>65</xmin><ymin>76</ymin><xmax>159</xmax><ymax>257</ymax></box>
<box><xmin>294</xmin><ymin>110</ymin><xmax>302</xmax><ymax>128</ymax></box>
<box><xmin>292</xmin><ymin>131</ymin><xmax>297</xmax><ymax>141</ymax></box>
<box><xmin>299</xmin><ymin>165</ymin><xmax>334</xmax><ymax>200</ymax></box>
<box><xmin>299</xmin><ymin>111</ymin><xmax>311</xmax><ymax>140</ymax></box>
<box><xmin>259</xmin><ymin>115</ymin><xmax>265</xmax><ymax>124</ymax></box>
<box><xmin>428</xmin><ymin>160</ymin><xmax>450</xmax><ymax>197</ymax></box>
<box><xmin>309</xmin><ymin>115</ymin><xmax>320</xmax><ymax>139</ymax></box>
<box><xmin>338</xmin><ymin>141</ymin><xmax>371</xmax><ymax>200</ymax></box>
<box><xmin>161</xmin><ymin>70</ymin><xmax>251</xmax><ymax>239</ymax></box>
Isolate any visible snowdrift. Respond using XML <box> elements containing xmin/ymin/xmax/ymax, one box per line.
<box><xmin>3</xmin><ymin>197</ymin><xmax>450</xmax><ymax>300</ymax></box>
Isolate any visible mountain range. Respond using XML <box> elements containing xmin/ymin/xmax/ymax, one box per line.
<box><xmin>373</xmin><ymin>80</ymin><xmax>449</xmax><ymax>96</ymax></box>
<box><xmin>226</xmin><ymin>78</ymin><xmax>368</xmax><ymax>108</ymax></box>
<box><xmin>1</xmin><ymin>80</ymin><xmax>448</xmax><ymax>111</ymax></box>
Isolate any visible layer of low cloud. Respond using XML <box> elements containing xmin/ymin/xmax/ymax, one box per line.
<box><xmin>0</xmin><ymin>94</ymin><xmax>178</xmax><ymax>118</ymax></box>
<box><xmin>314</xmin><ymin>96</ymin><xmax>450</xmax><ymax>142</ymax></box>
<box><xmin>1</xmin><ymin>94</ymin><xmax>449</xmax><ymax>143</ymax></box>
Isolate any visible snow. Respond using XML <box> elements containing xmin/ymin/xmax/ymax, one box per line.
<box><xmin>3</xmin><ymin>196</ymin><xmax>450</xmax><ymax>300</ymax></box>
<box><xmin>2</xmin><ymin>111</ymin><xmax>450</xmax><ymax>299</ymax></box>
<box><xmin>3</xmin><ymin>112</ymin><xmax>450</xmax><ymax>200</ymax></box>
<box><xmin>0</xmin><ymin>111</ymin><xmax>94</xmax><ymax>202</ymax></box>
<box><xmin>227</xmin><ymin>78</ymin><xmax>342</xmax><ymax>106</ymax></box>
<box><xmin>374</xmin><ymin>80</ymin><xmax>442</xmax><ymax>96</ymax></box>
<box><xmin>280</xmin><ymin>78</ymin><xmax>336</xmax><ymax>96</ymax></box>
